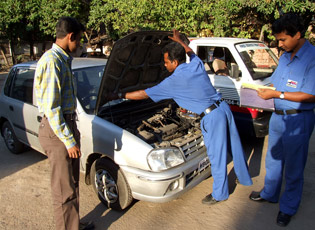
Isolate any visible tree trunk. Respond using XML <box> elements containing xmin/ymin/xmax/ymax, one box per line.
<box><xmin>9</xmin><ymin>40</ymin><xmax>15</xmax><ymax>65</ymax></box>
<box><xmin>0</xmin><ymin>47</ymin><xmax>9</xmax><ymax>66</ymax></box>
<box><xmin>42</xmin><ymin>42</ymin><xmax>46</xmax><ymax>55</ymax></box>
<box><xmin>30</xmin><ymin>39</ymin><xmax>35</xmax><ymax>60</ymax></box>
<box><xmin>259</xmin><ymin>25</ymin><xmax>265</xmax><ymax>41</ymax></box>
<box><xmin>84</xmin><ymin>31</ymin><xmax>91</xmax><ymax>46</ymax></box>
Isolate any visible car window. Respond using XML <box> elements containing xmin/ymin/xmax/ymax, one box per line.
<box><xmin>74</xmin><ymin>65</ymin><xmax>105</xmax><ymax>113</ymax></box>
<box><xmin>197</xmin><ymin>46</ymin><xmax>215</xmax><ymax>74</ymax></box>
<box><xmin>4</xmin><ymin>68</ymin><xmax>16</xmax><ymax>96</ymax></box>
<box><xmin>197</xmin><ymin>46</ymin><xmax>237</xmax><ymax>77</ymax></box>
<box><xmin>235</xmin><ymin>42</ymin><xmax>278</xmax><ymax>80</ymax></box>
<box><xmin>10</xmin><ymin>68</ymin><xmax>35</xmax><ymax>104</ymax></box>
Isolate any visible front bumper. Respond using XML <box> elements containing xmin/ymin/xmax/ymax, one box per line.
<box><xmin>120</xmin><ymin>151</ymin><xmax>211</xmax><ymax>203</ymax></box>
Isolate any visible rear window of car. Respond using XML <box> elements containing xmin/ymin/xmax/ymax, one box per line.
<box><xmin>9</xmin><ymin>68</ymin><xmax>35</xmax><ymax>104</ymax></box>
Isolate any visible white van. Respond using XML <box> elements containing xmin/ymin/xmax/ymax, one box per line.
<box><xmin>189</xmin><ymin>37</ymin><xmax>279</xmax><ymax>137</ymax></box>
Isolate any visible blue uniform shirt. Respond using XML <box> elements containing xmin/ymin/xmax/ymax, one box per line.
<box><xmin>271</xmin><ymin>40</ymin><xmax>315</xmax><ymax>110</ymax></box>
<box><xmin>145</xmin><ymin>54</ymin><xmax>221</xmax><ymax>114</ymax></box>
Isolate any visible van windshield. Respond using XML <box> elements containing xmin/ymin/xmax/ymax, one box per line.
<box><xmin>236</xmin><ymin>42</ymin><xmax>278</xmax><ymax>80</ymax></box>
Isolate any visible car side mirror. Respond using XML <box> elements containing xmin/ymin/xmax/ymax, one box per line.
<box><xmin>230</xmin><ymin>63</ymin><xmax>240</xmax><ymax>81</ymax></box>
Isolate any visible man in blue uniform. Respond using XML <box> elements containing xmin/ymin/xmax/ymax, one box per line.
<box><xmin>249</xmin><ymin>13</ymin><xmax>315</xmax><ymax>227</ymax></box>
<box><xmin>117</xmin><ymin>29</ymin><xmax>252</xmax><ymax>204</ymax></box>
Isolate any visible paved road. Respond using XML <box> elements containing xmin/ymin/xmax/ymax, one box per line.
<box><xmin>0</xmin><ymin>71</ymin><xmax>315</xmax><ymax>230</ymax></box>
<box><xmin>0</xmin><ymin>133</ymin><xmax>315</xmax><ymax>230</ymax></box>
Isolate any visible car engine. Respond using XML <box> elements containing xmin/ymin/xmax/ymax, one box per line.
<box><xmin>99</xmin><ymin>99</ymin><xmax>202</xmax><ymax>148</ymax></box>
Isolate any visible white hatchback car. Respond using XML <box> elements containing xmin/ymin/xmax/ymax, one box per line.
<box><xmin>0</xmin><ymin>31</ymin><xmax>210</xmax><ymax>210</ymax></box>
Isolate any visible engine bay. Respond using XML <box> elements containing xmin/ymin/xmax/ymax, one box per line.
<box><xmin>99</xmin><ymin>99</ymin><xmax>202</xmax><ymax>147</ymax></box>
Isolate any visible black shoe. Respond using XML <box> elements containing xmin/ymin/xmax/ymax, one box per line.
<box><xmin>277</xmin><ymin>211</ymin><xmax>292</xmax><ymax>227</ymax></box>
<box><xmin>202</xmin><ymin>194</ymin><xmax>226</xmax><ymax>205</ymax></box>
<box><xmin>249</xmin><ymin>191</ymin><xmax>267</xmax><ymax>202</ymax></box>
<box><xmin>79</xmin><ymin>221</ymin><xmax>95</xmax><ymax>230</ymax></box>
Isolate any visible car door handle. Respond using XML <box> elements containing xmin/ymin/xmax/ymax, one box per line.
<box><xmin>37</xmin><ymin>116</ymin><xmax>42</xmax><ymax>122</ymax></box>
<box><xmin>9</xmin><ymin>105</ymin><xmax>14</xmax><ymax>111</ymax></box>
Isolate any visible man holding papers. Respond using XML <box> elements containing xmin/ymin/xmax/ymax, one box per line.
<box><xmin>249</xmin><ymin>13</ymin><xmax>315</xmax><ymax>227</ymax></box>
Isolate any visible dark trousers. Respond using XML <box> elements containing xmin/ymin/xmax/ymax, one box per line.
<box><xmin>38</xmin><ymin>116</ymin><xmax>80</xmax><ymax>230</ymax></box>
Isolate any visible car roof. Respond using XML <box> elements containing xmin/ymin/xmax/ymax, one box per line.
<box><xmin>13</xmin><ymin>57</ymin><xmax>107</xmax><ymax>70</ymax></box>
<box><xmin>72</xmin><ymin>58</ymin><xmax>107</xmax><ymax>69</ymax></box>
<box><xmin>189</xmin><ymin>37</ymin><xmax>259</xmax><ymax>45</ymax></box>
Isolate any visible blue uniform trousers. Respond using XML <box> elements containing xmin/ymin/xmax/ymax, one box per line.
<box><xmin>200</xmin><ymin>101</ymin><xmax>253</xmax><ymax>201</ymax></box>
<box><xmin>260</xmin><ymin>110</ymin><xmax>315</xmax><ymax>215</ymax></box>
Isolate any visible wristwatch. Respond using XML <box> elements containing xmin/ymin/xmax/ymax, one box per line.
<box><xmin>279</xmin><ymin>91</ymin><xmax>285</xmax><ymax>99</ymax></box>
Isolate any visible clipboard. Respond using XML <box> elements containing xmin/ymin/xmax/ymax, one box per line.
<box><xmin>240</xmin><ymin>83</ymin><xmax>275</xmax><ymax>111</ymax></box>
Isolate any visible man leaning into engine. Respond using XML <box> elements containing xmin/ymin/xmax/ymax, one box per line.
<box><xmin>111</xmin><ymin>29</ymin><xmax>253</xmax><ymax>205</ymax></box>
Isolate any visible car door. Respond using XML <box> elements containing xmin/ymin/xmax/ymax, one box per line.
<box><xmin>7</xmin><ymin>67</ymin><xmax>43</xmax><ymax>152</ymax></box>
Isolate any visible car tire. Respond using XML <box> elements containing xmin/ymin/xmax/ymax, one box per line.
<box><xmin>1</xmin><ymin>121</ymin><xmax>26</xmax><ymax>154</ymax></box>
<box><xmin>90</xmin><ymin>157</ymin><xmax>133</xmax><ymax>211</ymax></box>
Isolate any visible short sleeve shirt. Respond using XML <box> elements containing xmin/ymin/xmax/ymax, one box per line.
<box><xmin>271</xmin><ymin>40</ymin><xmax>315</xmax><ymax>110</ymax></box>
<box><xmin>145</xmin><ymin>54</ymin><xmax>221</xmax><ymax>115</ymax></box>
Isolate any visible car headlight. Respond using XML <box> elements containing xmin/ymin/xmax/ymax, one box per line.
<box><xmin>147</xmin><ymin>148</ymin><xmax>185</xmax><ymax>172</ymax></box>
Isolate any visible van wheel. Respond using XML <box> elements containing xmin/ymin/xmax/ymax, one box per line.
<box><xmin>1</xmin><ymin>121</ymin><xmax>26</xmax><ymax>154</ymax></box>
<box><xmin>90</xmin><ymin>158</ymin><xmax>133</xmax><ymax>211</ymax></box>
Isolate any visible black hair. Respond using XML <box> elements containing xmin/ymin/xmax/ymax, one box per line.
<box><xmin>272</xmin><ymin>13</ymin><xmax>306</xmax><ymax>38</ymax></box>
<box><xmin>56</xmin><ymin>16</ymin><xmax>85</xmax><ymax>39</ymax></box>
<box><xmin>162</xmin><ymin>42</ymin><xmax>186</xmax><ymax>64</ymax></box>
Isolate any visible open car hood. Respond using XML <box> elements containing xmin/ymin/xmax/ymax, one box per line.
<box><xmin>95</xmin><ymin>31</ymin><xmax>189</xmax><ymax>113</ymax></box>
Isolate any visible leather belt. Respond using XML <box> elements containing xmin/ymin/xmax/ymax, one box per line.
<box><xmin>275</xmin><ymin>109</ymin><xmax>302</xmax><ymax>115</ymax></box>
<box><xmin>200</xmin><ymin>99</ymin><xmax>223</xmax><ymax>118</ymax></box>
<box><xmin>63</xmin><ymin>113</ymin><xmax>77</xmax><ymax>121</ymax></box>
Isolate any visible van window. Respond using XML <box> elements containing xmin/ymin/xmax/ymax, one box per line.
<box><xmin>197</xmin><ymin>46</ymin><xmax>215</xmax><ymax>73</ymax></box>
<box><xmin>236</xmin><ymin>42</ymin><xmax>278</xmax><ymax>80</ymax></box>
<box><xmin>197</xmin><ymin>46</ymin><xmax>238</xmax><ymax>77</ymax></box>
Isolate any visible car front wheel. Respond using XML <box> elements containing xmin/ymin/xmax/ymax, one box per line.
<box><xmin>90</xmin><ymin>157</ymin><xmax>133</xmax><ymax>211</ymax></box>
<box><xmin>1</xmin><ymin>121</ymin><xmax>26</xmax><ymax>154</ymax></box>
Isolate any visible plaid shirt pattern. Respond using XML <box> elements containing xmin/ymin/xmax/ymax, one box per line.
<box><xmin>35</xmin><ymin>44</ymin><xmax>77</xmax><ymax>149</ymax></box>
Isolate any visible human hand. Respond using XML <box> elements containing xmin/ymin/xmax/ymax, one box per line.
<box><xmin>67</xmin><ymin>144</ymin><xmax>81</xmax><ymax>158</ymax></box>
<box><xmin>257</xmin><ymin>88</ymin><xmax>276</xmax><ymax>100</ymax></box>
<box><xmin>106</xmin><ymin>92</ymin><xmax>119</xmax><ymax>101</ymax></box>
<box><xmin>168</xmin><ymin>29</ymin><xmax>182</xmax><ymax>43</ymax></box>
<box><xmin>168</xmin><ymin>29</ymin><xmax>194</xmax><ymax>56</ymax></box>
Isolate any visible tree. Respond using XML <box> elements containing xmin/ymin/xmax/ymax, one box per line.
<box><xmin>0</xmin><ymin>0</ymin><xmax>27</xmax><ymax>64</ymax></box>
<box><xmin>0</xmin><ymin>0</ymin><xmax>314</xmax><ymax>65</ymax></box>
<box><xmin>88</xmin><ymin>0</ymin><xmax>213</xmax><ymax>40</ymax></box>
<box><xmin>23</xmin><ymin>0</ymin><xmax>42</xmax><ymax>60</ymax></box>
<box><xmin>0</xmin><ymin>0</ymin><xmax>52</xmax><ymax>63</ymax></box>
<box><xmin>199</xmin><ymin>0</ymin><xmax>315</xmax><ymax>41</ymax></box>
<box><xmin>0</xmin><ymin>0</ymin><xmax>89</xmax><ymax>63</ymax></box>
<box><xmin>39</xmin><ymin>0</ymin><xmax>89</xmax><ymax>37</ymax></box>
<box><xmin>229</xmin><ymin>0</ymin><xmax>315</xmax><ymax>42</ymax></box>
<box><xmin>87</xmin><ymin>0</ymin><xmax>314</xmax><ymax>43</ymax></box>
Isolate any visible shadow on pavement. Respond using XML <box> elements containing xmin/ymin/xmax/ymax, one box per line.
<box><xmin>81</xmin><ymin>200</ymin><xmax>137</xmax><ymax>229</ymax></box>
<box><xmin>0</xmin><ymin>138</ymin><xmax>46</xmax><ymax>179</ymax></box>
<box><xmin>227</xmin><ymin>134</ymin><xmax>265</xmax><ymax>195</ymax></box>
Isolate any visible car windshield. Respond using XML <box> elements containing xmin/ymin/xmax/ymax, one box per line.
<box><xmin>74</xmin><ymin>65</ymin><xmax>105</xmax><ymax>114</ymax></box>
<box><xmin>235</xmin><ymin>42</ymin><xmax>278</xmax><ymax>80</ymax></box>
